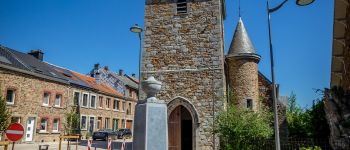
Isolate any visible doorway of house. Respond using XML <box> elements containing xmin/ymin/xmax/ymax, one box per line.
<box><xmin>25</xmin><ymin>117</ymin><xmax>35</xmax><ymax>142</ymax></box>
<box><xmin>168</xmin><ymin>106</ymin><xmax>193</xmax><ymax>150</ymax></box>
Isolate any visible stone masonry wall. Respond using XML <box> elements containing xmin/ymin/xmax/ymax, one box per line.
<box><xmin>227</xmin><ymin>58</ymin><xmax>259</xmax><ymax>110</ymax></box>
<box><xmin>142</xmin><ymin>0</ymin><xmax>226</xmax><ymax>149</ymax></box>
<box><xmin>0</xmin><ymin>69</ymin><xmax>69</xmax><ymax>143</ymax></box>
<box><xmin>72</xmin><ymin>88</ymin><xmax>136</xmax><ymax>139</ymax></box>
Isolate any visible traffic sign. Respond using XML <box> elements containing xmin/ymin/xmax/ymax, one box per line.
<box><xmin>5</xmin><ymin>123</ymin><xmax>24</xmax><ymax>142</ymax></box>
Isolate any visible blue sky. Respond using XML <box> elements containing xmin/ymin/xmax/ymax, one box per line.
<box><xmin>0</xmin><ymin>0</ymin><xmax>333</xmax><ymax>107</ymax></box>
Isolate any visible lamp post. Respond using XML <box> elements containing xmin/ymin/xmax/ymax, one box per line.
<box><xmin>130</xmin><ymin>24</ymin><xmax>143</xmax><ymax>98</ymax></box>
<box><xmin>267</xmin><ymin>0</ymin><xmax>314</xmax><ymax>149</ymax></box>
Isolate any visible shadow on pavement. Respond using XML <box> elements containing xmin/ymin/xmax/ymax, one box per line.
<box><xmin>79</xmin><ymin>140</ymin><xmax>132</xmax><ymax>150</ymax></box>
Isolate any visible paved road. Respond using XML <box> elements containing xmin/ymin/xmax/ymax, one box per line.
<box><xmin>0</xmin><ymin>140</ymin><xmax>132</xmax><ymax>150</ymax></box>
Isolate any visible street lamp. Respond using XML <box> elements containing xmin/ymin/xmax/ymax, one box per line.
<box><xmin>130</xmin><ymin>24</ymin><xmax>143</xmax><ymax>99</ymax></box>
<box><xmin>267</xmin><ymin>0</ymin><xmax>314</xmax><ymax>150</ymax></box>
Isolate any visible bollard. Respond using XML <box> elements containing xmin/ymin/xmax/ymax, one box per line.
<box><xmin>87</xmin><ymin>138</ymin><xmax>92</xmax><ymax>150</ymax></box>
<box><xmin>121</xmin><ymin>137</ymin><xmax>126</xmax><ymax>150</ymax></box>
<box><xmin>107</xmin><ymin>137</ymin><xmax>112</xmax><ymax>150</ymax></box>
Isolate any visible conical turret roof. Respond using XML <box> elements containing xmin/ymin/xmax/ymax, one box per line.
<box><xmin>228</xmin><ymin>17</ymin><xmax>257</xmax><ymax>56</ymax></box>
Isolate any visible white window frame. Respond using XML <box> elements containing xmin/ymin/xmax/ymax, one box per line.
<box><xmin>81</xmin><ymin>93</ymin><xmax>89</xmax><ymax>108</ymax></box>
<box><xmin>6</xmin><ymin>89</ymin><xmax>15</xmax><ymax>105</ymax></box>
<box><xmin>54</xmin><ymin>94</ymin><xmax>62</xmax><ymax>107</ymax></box>
<box><xmin>88</xmin><ymin>116</ymin><xmax>95</xmax><ymax>133</ymax></box>
<box><xmin>40</xmin><ymin>118</ymin><xmax>48</xmax><ymax>132</ymax></box>
<box><xmin>52</xmin><ymin>118</ymin><xmax>60</xmax><ymax>133</ymax></box>
<box><xmin>105</xmin><ymin>98</ymin><xmax>110</xmax><ymax>110</ymax></box>
<box><xmin>113</xmin><ymin>99</ymin><xmax>119</xmax><ymax>111</ymax></box>
<box><xmin>42</xmin><ymin>92</ymin><xmax>50</xmax><ymax>106</ymax></box>
<box><xmin>90</xmin><ymin>94</ymin><xmax>96</xmax><ymax>109</ymax></box>
<box><xmin>81</xmin><ymin>115</ymin><xmax>88</xmax><ymax>130</ymax></box>
<box><xmin>73</xmin><ymin>91</ymin><xmax>81</xmax><ymax>106</ymax></box>
<box><xmin>105</xmin><ymin>117</ymin><xmax>110</xmax><ymax>129</ymax></box>
<box><xmin>122</xmin><ymin>101</ymin><xmax>126</xmax><ymax>112</ymax></box>
<box><xmin>97</xmin><ymin>117</ymin><xmax>102</xmax><ymax>130</ymax></box>
<box><xmin>98</xmin><ymin>96</ymin><xmax>103</xmax><ymax>109</ymax></box>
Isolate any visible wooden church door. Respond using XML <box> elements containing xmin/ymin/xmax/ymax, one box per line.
<box><xmin>169</xmin><ymin>106</ymin><xmax>181</xmax><ymax>150</ymax></box>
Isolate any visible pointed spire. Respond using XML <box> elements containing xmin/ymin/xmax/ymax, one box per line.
<box><xmin>228</xmin><ymin>17</ymin><xmax>258</xmax><ymax>57</ymax></box>
<box><xmin>238</xmin><ymin>0</ymin><xmax>241</xmax><ymax>17</ymax></box>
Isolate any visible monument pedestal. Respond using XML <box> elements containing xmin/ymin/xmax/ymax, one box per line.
<box><xmin>132</xmin><ymin>77</ymin><xmax>168</xmax><ymax>150</ymax></box>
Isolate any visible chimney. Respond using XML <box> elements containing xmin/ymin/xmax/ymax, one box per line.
<box><xmin>95</xmin><ymin>70</ymin><xmax>101</xmax><ymax>84</ymax></box>
<box><xmin>119</xmin><ymin>69</ymin><xmax>124</xmax><ymax>76</ymax></box>
<box><xmin>94</xmin><ymin>63</ymin><xmax>100</xmax><ymax>70</ymax></box>
<box><xmin>132</xmin><ymin>73</ymin><xmax>136</xmax><ymax>78</ymax></box>
<box><xmin>104</xmin><ymin>66</ymin><xmax>109</xmax><ymax>71</ymax></box>
<box><xmin>28</xmin><ymin>50</ymin><xmax>44</xmax><ymax>61</ymax></box>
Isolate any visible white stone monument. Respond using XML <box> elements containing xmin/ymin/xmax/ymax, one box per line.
<box><xmin>132</xmin><ymin>76</ymin><xmax>168</xmax><ymax>150</ymax></box>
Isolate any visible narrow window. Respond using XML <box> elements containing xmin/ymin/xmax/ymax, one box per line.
<box><xmin>40</xmin><ymin>118</ymin><xmax>48</xmax><ymax>132</ymax></box>
<box><xmin>98</xmin><ymin>96</ymin><xmax>103</xmax><ymax>108</ymax></box>
<box><xmin>105</xmin><ymin>118</ymin><xmax>110</xmax><ymax>129</ymax></box>
<box><xmin>74</xmin><ymin>92</ymin><xmax>80</xmax><ymax>106</ymax></box>
<box><xmin>106</xmin><ymin>98</ymin><xmax>110</xmax><ymax>109</ymax></box>
<box><xmin>113</xmin><ymin>119</ymin><xmax>119</xmax><ymax>131</ymax></box>
<box><xmin>127</xmin><ymin>103</ymin><xmax>132</xmax><ymax>115</ymax></box>
<box><xmin>122</xmin><ymin>101</ymin><xmax>126</xmax><ymax>112</ymax></box>
<box><xmin>54</xmin><ymin>94</ymin><xmax>61</xmax><ymax>107</ymax></box>
<box><xmin>90</xmin><ymin>95</ymin><xmax>96</xmax><ymax>108</ymax></box>
<box><xmin>121</xmin><ymin>119</ymin><xmax>125</xmax><ymax>128</ymax></box>
<box><xmin>113</xmin><ymin>99</ymin><xmax>118</xmax><ymax>110</ymax></box>
<box><xmin>82</xmin><ymin>93</ymin><xmax>89</xmax><ymax>107</ymax></box>
<box><xmin>6</xmin><ymin>89</ymin><xmax>15</xmax><ymax>105</ymax></box>
<box><xmin>43</xmin><ymin>92</ymin><xmax>50</xmax><ymax>106</ymax></box>
<box><xmin>117</xmin><ymin>100</ymin><xmax>120</xmax><ymax>111</ymax></box>
<box><xmin>97</xmin><ymin>117</ymin><xmax>102</xmax><ymax>130</ymax></box>
<box><xmin>81</xmin><ymin>116</ymin><xmax>87</xmax><ymax>130</ymax></box>
<box><xmin>89</xmin><ymin>116</ymin><xmax>95</xmax><ymax>133</ymax></box>
<box><xmin>177</xmin><ymin>0</ymin><xmax>187</xmax><ymax>14</ymax></box>
<box><xmin>53</xmin><ymin>119</ymin><xmax>59</xmax><ymax>132</ymax></box>
<box><xmin>246</xmin><ymin>99</ymin><xmax>253</xmax><ymax>110</ymax></box>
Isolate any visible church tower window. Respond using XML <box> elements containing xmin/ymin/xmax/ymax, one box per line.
<box><xmin>246</xmin><ymin>99</ymin><xmax>253</xmax><ymax>110</ymax></box>
<box><xmin>177</xmin><ymin>0</ymin><xmax>187</xmax><ymax>14</ymax></box>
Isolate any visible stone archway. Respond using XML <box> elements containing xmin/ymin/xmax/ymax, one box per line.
<box><xmin>167</xmin><ymin>97</ymin><xmax>199</xmax><ymax>150</ymax></box>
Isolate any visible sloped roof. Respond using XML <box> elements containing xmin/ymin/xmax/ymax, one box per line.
<box><xmin>228</xmin><ymin>17</ymin><xmax>256</xmax><ymax>55</ymax></box>
<box><xmin>45</xmin><ymin>62</ymin><xmax>92</xmax><ymax>89</ymax></box>
<box><xmin>0</xmin><ymin>45</ymin><xmax>68</xmax><ymax>84</ymax></box>
<box><xmin>71</xmin><ymin>71</ymin><xmax>124</xmax><ymax>97</ymax></box>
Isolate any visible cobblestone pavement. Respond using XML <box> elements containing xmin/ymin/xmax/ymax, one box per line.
<box><xmin>0</xmin><ymin>139</ymin><xmax>132</xmax><ymax>150</ymax></box>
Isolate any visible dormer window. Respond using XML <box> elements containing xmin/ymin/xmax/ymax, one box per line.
<box><xmin>177</xmin><ymin>0</ymin><xmax>187</xmax><ymax>14</ymax></box>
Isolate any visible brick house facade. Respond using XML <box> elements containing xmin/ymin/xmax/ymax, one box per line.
<box><xmin>0</xmin><ymin>45</ymin><xmax>138</xmax><ymax>142</ymax></box>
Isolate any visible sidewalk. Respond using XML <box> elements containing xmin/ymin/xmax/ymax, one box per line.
<box><xmin>0</xmin><ymin>139</ymin><xmax>133</xmax><ymax>150</ymax></box>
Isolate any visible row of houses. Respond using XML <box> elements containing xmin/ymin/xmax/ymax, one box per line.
<box><xmin>0</xmin><ymin>45</ymin><xmax>138</xmax><ymax>142</ymax></box>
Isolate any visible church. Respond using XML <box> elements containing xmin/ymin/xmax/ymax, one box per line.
<box><xmin>140</xmin><ymin>0</ymin><xmax>285</xmax><ymax>149</ymax></box>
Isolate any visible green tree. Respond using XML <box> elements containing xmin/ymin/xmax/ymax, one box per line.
<box><xmin>0</xmin><ymin>96</ymin><xmax>11</xmax><ymax>139</ymax></box>
<box><xmin>287</xmin><ymin>92</ymin><xmax>330</xmax><ymax>138</ymax></box>
<box><xmin>309</xmin><ymin>99</ymin><xmax>330</xmax><ymax>138</ymax></box>
<box><xmin>64</xmin><ymin>107</ymin><xmax>80</xmax><ymax>135</ymax></box>
<box><xmin>287</xmin><ymin>93</ymin><xmax>312</xmax><ymax>138</ymax></box>
<box><xmin>214</xmin><ymin>104</ymin><xmax>273</xmax><ymax>150</ymax></box>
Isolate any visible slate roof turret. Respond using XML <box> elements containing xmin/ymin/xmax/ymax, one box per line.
<box><xmin>227</xmin><ymin>17</ymin><xmax>260</xmax><ymax>61</ymax></box>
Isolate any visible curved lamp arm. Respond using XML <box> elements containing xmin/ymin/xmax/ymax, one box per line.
<box><xmin>268</xmin><ymin>0</ymin><xmax>289</xmax><ymax>13</ymax></box>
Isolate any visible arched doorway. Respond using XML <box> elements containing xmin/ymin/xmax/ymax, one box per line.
<box><xmin>168</xmin><ymin>105</ymin><xmax>193</xmax><ymax>150</ymax></box>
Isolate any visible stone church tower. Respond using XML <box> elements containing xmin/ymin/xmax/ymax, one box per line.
<box><xmin>226</xmin><ymin>17</ymin><xmax>261</xmax><ymax>110</ymax></box>
<box><xmin>141</xmin><ymin>0</ymin><xmax>226</xmax><ymax>149</ymax></box>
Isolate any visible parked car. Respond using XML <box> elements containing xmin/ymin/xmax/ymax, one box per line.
<box><xmin>116</xmin><ymin>128</ymin><xmax>132</xmax><ymax>139</ymax></box>
<box><xmin>92</xmin><ymin>129</ymin><xmax>117</xmax><ymax>141</ymax></box>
